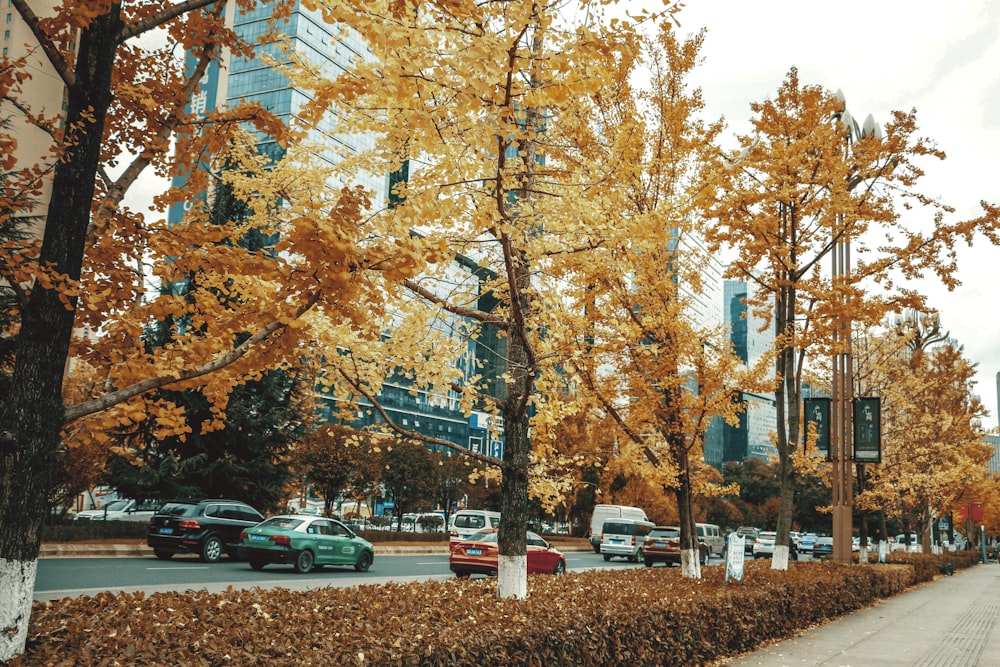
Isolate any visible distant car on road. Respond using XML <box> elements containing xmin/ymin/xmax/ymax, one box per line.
<box><xmin>813</xmin><ymin>536</ymin><xmax>834</xmax><ymax>559</ymax></box>
<box><xmin>450</xmin><ymin>529</ymin><xmax>565</xmax><ymax>578</ymax></box>
<box><xmin>238</xmin><ymin>515</ymin><xmax>374</xmax><ymax>574</ymax></box>
<box><xmin>643</xmin><ymin>526</ymin><xmax>710</xmax><ymax>567</ymax></box>
<box><xmin>798</xmin><ymin>533</ymin><xmax>818</xmax><ymax>553</ymax></box>
<box><xmin>74</xmin><ymin>498</ymin><xmax>161</xmax><ymax>523</ymax></box>
<box><xmin>147</xmin><ymin>499</ymin><xmax>264</xmax><ymax>563</ymax></box>
<box><xmin>734</xmin><ymin>527</ymin><xmax>760</xmax><ymax>555</ymax></box>
<box><xmin>753</xmin><ymin>531</ymin><xmax>798</xmax><ymax>559</ymax></box>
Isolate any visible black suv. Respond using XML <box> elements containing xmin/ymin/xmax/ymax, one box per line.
<box><xmin>147</xmin><ymin>499</ymin><xmax>264</xmax><ymax>562</ymax></box>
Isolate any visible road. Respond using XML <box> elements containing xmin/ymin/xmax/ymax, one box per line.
<box><xmin>35</xmin><ymin>550</ymin><xmax>722</xmax><ymax>601</ymax></box>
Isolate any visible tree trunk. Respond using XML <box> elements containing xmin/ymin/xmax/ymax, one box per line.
<box><xmin>497</xmin><ymin>397</ymin><xmax>530</xmax><ymax>598</ymax></box>
<box><xmin>772</xmin><ymin>286</ymin><xmax>797</xmax><ymax>571</ymax></box>
<box><xmin>676</xmin><ymin>450</ymin><xmax>701</xmax><ymax>579</ymax></box>
<box><xmin>0</xmin><ymin>7</ymin><xmax>122</xmax><ymax>660</ymax></box>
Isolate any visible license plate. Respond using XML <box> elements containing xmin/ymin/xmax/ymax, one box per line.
<box><xmin>655</xmin><ymin>541</ymin><xmax>666</xmax><ymax>547</ymax></box>
<box><xmin>611</xmin><ymin>539</ymin><xmax>623</xmax><ymax>545</ymax></box>
<box><xmin>158</xmin><ymin>528</ymin><xmax>173</xmax><ymax>535</ymax></box>
<box><xmin>466</xmin><ymin>548</ymin><xmax>482</xmax><ymax>556</ymax></box>
<box><xmin>250</xmin><ymin>534</ymin><xmax>269</xmax><ymax>542</ymax></box>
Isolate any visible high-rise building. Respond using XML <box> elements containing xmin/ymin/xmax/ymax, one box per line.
<box><xmin>2</xmin><ymin>0</ymin><xmax>62</xmax><ymax>237</ymax></box>
<box><xmin>174</xmin><ymin>2</ymin><xmax>504</xmax><ymax>456</ymax></box>
<box><xmin>704</xmin><ymin>278</ymin><xmax>778</xmax><ymax>468</ymax></box>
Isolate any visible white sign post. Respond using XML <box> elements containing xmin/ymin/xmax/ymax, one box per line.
<box><xmin>726</xmin><ymin>533</ymin><xmax>745</xmax><ymax>585</ymax></box>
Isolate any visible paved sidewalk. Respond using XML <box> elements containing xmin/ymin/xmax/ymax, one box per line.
<box><xmin>724</xmin><ymin>561</ymin><xmax>1000</xmax><ymax>666</ymax></box>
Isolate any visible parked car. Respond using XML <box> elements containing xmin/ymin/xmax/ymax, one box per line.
<box><xmin>813</xmin><ymin>536</ymin><xmax>834</xmax><ymax>559</ymax></box>
<box><xmin>643</xmin><ymin>526</ymin><xmax>710</xmax><ymax>567</ymax></box>
<box><xmin>448</xmin><ymin>509</ymin><xmax>501</xmax><ymax>542</ymax></box>
<box><xmin>402</xmin><ymin>512</ymin><xmax>446</xmax><ymax>533</ymax></box>
<box><xmin>449</xmin><ymin>529</ymin><xmax>565</xmax><ymax>578</ymax></box>
<box><xmin>74</xmin><ymin>498</ymin><xmax>161</xmax><ymax>523</ymax></box>
<box><xmin>600</xmin><ymin>518</ymin><xmax>655</xmax><ymax>562</ymax></box>
<box><xmin>146</xmin><ymin>499</ymin><xmax>265</xmax><ymax>563</ymax></box>
<box><xmin>237</xmin><ymin>515</ymin><xmax>374</xmax><ymax>573</ymax></box>
<box><xmin>752</xmin><ymin>531</ymin><xmax>798</xmax><ymax>559</ymax></box>
<box><xmin>891</xmin><ymin>533</ymin><xmax>921</xmax><ymax>552</ymax></box>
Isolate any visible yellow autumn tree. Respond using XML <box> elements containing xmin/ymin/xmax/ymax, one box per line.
<box><xmin>547</xmin><ymin>25</ymin><xmax>764</xmax><ymax>578</ymax></box>
<box><xmin>857</xmin><ymin>327</ymin><xmax>991</xmax><ymax>551</ymax></box>
<box><xmin>700</xmin><ymin>69</ymin><xmax>1000</xmax><ymax>570</ymax></box>
<box><xmin>284</xmin><ymin>0</ymin><xmax>687</xmax><ymax>598</ymax></box>
<box><xmin>0</xmin><ymin>1</ymin><xmax>439</xmax><ymax>658</ymax></box>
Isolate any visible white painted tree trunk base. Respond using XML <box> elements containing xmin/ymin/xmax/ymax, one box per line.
<box><xmin>680</xmin><ymin>548</ymin><xmax>701</xmax><ymax>579</ymax></box>
<box><xmin>497</xmin><ymin>554</ymin><xmax>527</xmax><ymax>599</ymax></box>
<box><xmin>771</xmin><ymin>545</ymin><xmax>790</xmax><ymax>570</ymax></box>
<box><xmin>0</xmin><ymin>558</ymin><xmax>37</xmax><ymax>662</ymax></box>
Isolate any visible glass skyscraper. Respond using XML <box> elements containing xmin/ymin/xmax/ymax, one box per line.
<box><xmin>171</xmin><ymin>1</ymin><xmax>503</xmax><ymax>457</ymax></box>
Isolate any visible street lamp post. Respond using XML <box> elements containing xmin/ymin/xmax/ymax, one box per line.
<box><xmin>830</xmin><ymin>91</ymin><xmax>883</xmax><ymax>564</ymax></box>
<box><xmin>831</xmin><ymin>226</ymin><xmax>853</xmax><ymax>564</ymax></box>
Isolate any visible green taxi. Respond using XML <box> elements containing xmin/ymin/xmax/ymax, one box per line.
<box><xmin>238</xmin><ymin>515</ymin><xmax>374</xmax><ymax>573</ymax></box>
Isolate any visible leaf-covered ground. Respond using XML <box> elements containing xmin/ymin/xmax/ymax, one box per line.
<box><xmin>15</xmin><ymin>556</ymin><xmax>968</xmax><ymax>667</ymax></box>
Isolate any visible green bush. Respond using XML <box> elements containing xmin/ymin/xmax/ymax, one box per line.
<box><xmin>40</xmin><ymin>521</ymin><xmax>148</xmax><ymax>542</ymax></box>
<box><xmin>19</xmin><ymin>556</ymin><xmax>967</xmax><ymax>666</ymax></box>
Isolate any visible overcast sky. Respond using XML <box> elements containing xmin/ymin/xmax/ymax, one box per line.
<box><xmin>658</xmin><ymin>0</ymin><xmax>1000</xmax><ymax>429</ymax></box>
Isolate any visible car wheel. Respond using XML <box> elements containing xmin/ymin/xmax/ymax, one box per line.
<box><xmin>553</xmin><ymin>560</ymin><xmax>566</xmax><ymax>575</ymax></box>
<box><xmin>644</xmin><ymin>558</ymin><xmax>653</xmax><ymax>567</ymax></box>
<box><xmin>154</xmin><ymin>549</ymin><xmax>173</xmax><ymax>561</ymax></box>
<box><xmin>455</xmin><ymin>571</ymin><xmax>470</xmax><ymax>579</ymax></box>
<box><xmin>603</xmin><ymin>554</ymin><xmax>612</xmax><ymax>562</ymax></box>
<box><xmin>354</xmin><ymin>550</ymin><xmax>373</xmax><ymax>573</ymax></box>
<box><xmin>629</xmin><ymin>549</ymin><xmax>641</xmax><ymax>563</ymax></box>
<box><xmin>700</xmin><ymin>548</ymin><xmax>709</xmax><ymax>566</ymax></box>
<box><xmin>249</xmin><ymin>559</ymin><xmax>266</xmax><ymax>571</ymax></box>
<box><xmin>294</xmin><ymin>549</ymin><xmax>315</xmax><ymax>574</ymax></box>
<box><xmin>200</xmin><ymin>535</ymin><xmax>223</xmax><ymax>563</ymax></box>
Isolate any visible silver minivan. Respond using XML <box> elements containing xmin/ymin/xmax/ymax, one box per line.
<box><xmin>696</xmin><ymin>522</ymin><xmax>725</xmax><ymax>556</ymax></box>
<box><xmin>600</xmin><ymin>518</ymin><xmax>655</xmax><ymax>562</ymax></box>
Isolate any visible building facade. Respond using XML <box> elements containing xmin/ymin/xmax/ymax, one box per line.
<box><xmin>705</xmin><ymin>278</ymin><xmax>778</xmax><ymax>468</ymax></box>
<box><xmin>176</xmin><ymin>1</ymin><xmax>504</xmax><ymax>457</ymax></box>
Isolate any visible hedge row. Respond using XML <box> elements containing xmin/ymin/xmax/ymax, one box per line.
<box><xmin>16</xmin><ymin>552</ymin><xmax>976</xmax><ymax>666</ymax></box>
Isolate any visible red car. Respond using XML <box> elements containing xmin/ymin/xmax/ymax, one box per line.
<box><xmin>449</xmin><ymin>529</ymin><xmax>566</xmax><ymax>578</ymax></box>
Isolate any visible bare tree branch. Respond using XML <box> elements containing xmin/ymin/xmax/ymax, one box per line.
<box><xmin>11</xmin><ymin>0</ymin><xmax>75</xmax><ymax>89</ymax></box>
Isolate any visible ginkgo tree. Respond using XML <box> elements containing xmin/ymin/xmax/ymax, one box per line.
<box><xmin>549</xmin><ymin>25</ymin><xmax>766</xmax><ymax>579</ymax></box>
<box><xmin>0</xmin><ymin>0</ymin><xmax>443</xmax><ymax>659</ymax></box>
<box><xmin>855</xmin><ymin>327</ymin><xmax>991</xmax><ymax>551</ymax></box>
<box><xmin>288</xmin><ymin>0</ymin><xmax>683</xmax><ymax>598</ymax></box>
<box><xmin>699</xmin><ymin>69</ymin><xmax>1000</xmax><ymax>570</ymax></box>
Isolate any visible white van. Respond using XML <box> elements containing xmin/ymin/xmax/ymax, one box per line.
<box><xmin>696</xmin><ymin>523</ymin><xmax>724</xmax><ymax>556</ymax></box>
<box><xmin>448</xmin><ymin>509</ymin><xmax>501</xmax><ymax>541</ymax></box>
<box><xmin>589</xmin><ymin>504</ymin><xmax>648</xmax><ymax>552</ymax></box>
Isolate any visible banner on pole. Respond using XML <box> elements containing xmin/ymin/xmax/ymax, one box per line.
<box><xmin>803</xmin><ymin>397</ymin><xmax>830</xmax><ymax>459</ymax></box>
<box><xmin>853</xmin><ymin>397</ymin><xmax>881</xmax><ymax>463</ymax></box>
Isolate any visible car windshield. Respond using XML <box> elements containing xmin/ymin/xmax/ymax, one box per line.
<box><xmin>260</xmin><ymin>517</ymin><xmax>304</xmax><ymax>530</ymax></box>
<box><xmin>650</xmin><ymin>528</ymin><xmax>679</xmax><ymax>538</ymax></box>
<box><xmin>102</xmin><ymin>500</ymin><xmax>130</xmax><ymax>512</ymax></box>
<box><xmin>466</xmin><ymin>530</ymin><xmax>498</xmax><ymax>543</ymax></box>
<box><xmin>157</xmin><ymin>502</ymin><xmax>196</xmax><ymax>516</ymax></box>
